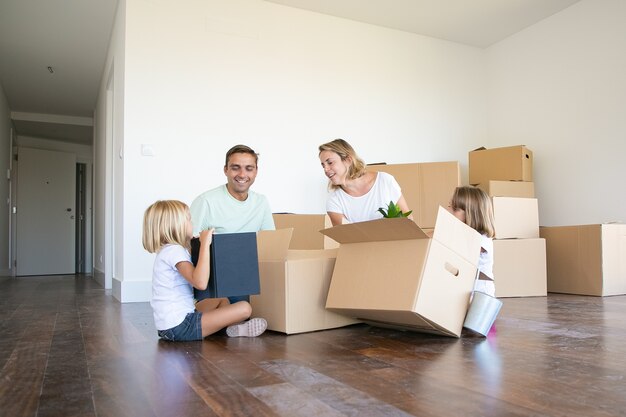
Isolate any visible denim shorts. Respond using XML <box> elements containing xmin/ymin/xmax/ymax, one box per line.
<box><xmin>158</xmin><ymin>311</ymin><xmax>203</xmax><ymax>341</ymax></box>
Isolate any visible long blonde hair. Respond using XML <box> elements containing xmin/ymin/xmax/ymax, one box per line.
<box><xmin>142</xmin><ymin>200</ymin><xmax>190</xmax><ymax>253</ymax></box>
<box><xmin>318</xmin><ymin>138</ymin><xmax>367</xmax><ymax>190</ymax></box>
<box><xmin>450</xmin><ymin>186</ymin><xmax>496</xmax><ymax>238</ymax></box>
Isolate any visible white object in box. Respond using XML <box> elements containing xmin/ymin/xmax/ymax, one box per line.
<box><xmin>321</xmin><ymin>207</ymin><xmax>481</xmax><ymax>338</ymax></box>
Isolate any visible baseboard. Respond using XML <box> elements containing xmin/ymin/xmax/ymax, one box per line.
<box><xmin>112</xmin><ymin>277</ymin><xmax>151</xmax><ymax>303</ymax></box>
<box><xmin>93</xmin><ymin>268</ymin><xmax>106</xmax><ymax>288</ymax></box>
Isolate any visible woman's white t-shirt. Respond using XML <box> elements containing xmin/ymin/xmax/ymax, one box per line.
<box><xmin>150</xmin><ymin>244</ymin><xmax>195</xmax><ymax>330</ymax></box>
<box><xmin>326</xmin><ymin>172</ymin><xmax>402</xmax><ymax>223</ymax></box>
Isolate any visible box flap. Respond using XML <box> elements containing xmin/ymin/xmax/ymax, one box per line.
<box><xmin>272</xmin><ymin>213</ymin><xmax>338</xmax><ymax>249</ymax></box>
<box><xmin>257</xmin><ymin>229</ymin><xmax>293</xmax><ymax>261</ymax></box>
<box><xmin>432</xmin><ymin>206</ymin><xmax>482</xmax><ymax>265</ymax></box>
<box><xmin>320</xmin><ymin>217</ymin><xmax>428</xmax><ymax>244</ymax></box>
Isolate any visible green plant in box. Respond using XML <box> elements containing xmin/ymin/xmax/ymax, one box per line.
<box><xmin>378</xmin><ymin>201</ymin><xmax>412</xmax><ymax>218</ymax></box>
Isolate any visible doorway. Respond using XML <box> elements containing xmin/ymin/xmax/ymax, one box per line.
<box><xmin>76</xmin><ymin>163</ymin><xmax>87</xmax><ymax>273</ymax></box>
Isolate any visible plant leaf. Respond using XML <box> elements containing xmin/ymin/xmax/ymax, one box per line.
<box><xmin>378</xmin><ymin>201</ymin><xmax>412</xmax><ymax>218</ymax></box>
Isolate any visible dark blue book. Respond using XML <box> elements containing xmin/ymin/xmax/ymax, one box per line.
<box><xmin>191</xmin><ymin>232</ymin><xmax>260</xmax><ymax>300</ymax></box>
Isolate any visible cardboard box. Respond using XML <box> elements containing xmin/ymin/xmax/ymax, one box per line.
<box><xmin>191</xmin><ymin>233</ymin><xmax>260</xmax><ymax>299</ymax></box>
<box><xmin>493</xmin><ymin>197</ymin><xmax>539</xmax><ymax>239</ymax></box>
<box><xmin>540</xmin><ymin>224</ymin><xmax>626</xmax><ymax>296</ymax></box>
<box><xmin>477</xmin><ymin>180</ymin><xmax>535</xmax><ymax>198</ymax></box>
<box><xmin>321</xmin><ymin>207</ymin><xmax>482</xmax><ymax>337</ymax></box>
<box><xmin>367</xmin><ymin>161</ymin><xmax>460</xmax><ymax>229</ymax></box>
<box><xmin>272</xmin><ymin>213</ymin><xmax>339</xmax><ymax>249</ymax></box>
<box><xmin>469</xmin><ymin>145</ymin><xmax>533</xmax><ymax>185</ymax></box>
<box><xmin>494</xmin><ymin>238</ymin><xmax>547</xmax><ymax>297</ymax></box>
<box><xmin>251</xmin><ymin>228</ymin><xmax>359</xmax><ymax>334</ymax></box>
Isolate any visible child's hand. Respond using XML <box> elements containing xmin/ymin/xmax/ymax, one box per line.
<box><xmin>199</xmin><ymin>229</ymin><xmax>214</xmax><ymax>247</ymax></box>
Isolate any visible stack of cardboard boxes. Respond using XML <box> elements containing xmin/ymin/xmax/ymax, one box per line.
<box><xmin>469</xmin><ymin>146</ymin><xmax>547</xmax><ymax>297</ymax></box>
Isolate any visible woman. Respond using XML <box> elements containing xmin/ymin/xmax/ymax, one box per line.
<box><xmin>318</xmin><ymin>138</ymin><xmax>411</xmax><ymax>226</ymax></box>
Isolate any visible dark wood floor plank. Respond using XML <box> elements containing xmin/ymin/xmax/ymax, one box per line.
<box><xmin>0</xmin><ymin>340</ymin><xmax>52</xmax><ymax>417</ymax></box>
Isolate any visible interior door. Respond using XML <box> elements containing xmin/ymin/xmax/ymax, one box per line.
<box><xmin>16</xmin><ymin>147</ymin><xmax>76</xmax><ymax>276</ymax></box>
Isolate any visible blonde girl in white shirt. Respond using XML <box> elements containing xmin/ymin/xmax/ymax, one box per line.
<box><xmin>447</xmin><ymin>186</ymin><xmax>497</xmax><ymax>296</ymax></box>
<box><xmin>142</xmin><ymin>200</ymin><xmax>266</xmax><ymax>341</ymax></box>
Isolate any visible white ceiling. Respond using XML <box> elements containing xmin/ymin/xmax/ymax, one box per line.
<box><xmin>0</xmin><ymin>0</ymin><xmax>118</xmax><ymax>145</ymax></box>
<box><xmin>0</xmin><ymin>0</ymin><xmax>581</xmax><ymax>146</ymax></box>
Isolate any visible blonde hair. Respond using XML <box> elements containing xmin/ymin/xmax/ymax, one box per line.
<box><xmin>450</xmin><ymin>186</ymin><xmax>496</xmax><ymax>238</ymax></box>
<box><xmin>318</xmin><ymin>138</ymin><xmax>367</xmax><ymax>190</ymax></box>
<box><xmin>142</xmin><ymin>200</ymin><xmax>191</xmax><ymax>253</ymax></box>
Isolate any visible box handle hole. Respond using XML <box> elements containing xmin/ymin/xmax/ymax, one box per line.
<box><xmin>445</xmin><ymin>262</ymin><xmax>459</xmax><ymax>277</ymax></box>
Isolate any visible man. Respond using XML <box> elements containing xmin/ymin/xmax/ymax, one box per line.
<box><xmin>190</xmin><ymin>144</ymin><xmax>275</xmax><ymax>303</ymax></box>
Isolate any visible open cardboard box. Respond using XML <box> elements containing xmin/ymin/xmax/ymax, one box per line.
<box><xmin>251</xmin><ymin>227</ymin><xmax>359</xmax><ymax>334</ymax></box>
<box><xmin>321</xmin><ymin>207</ymin><xmax>482</xmax><ymax>337</ymax></box>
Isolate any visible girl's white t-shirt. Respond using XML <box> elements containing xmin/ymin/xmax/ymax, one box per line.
<box><xmin>150</xmin><ymin>244</ymin><xmax>195</xmax><ymax>330</ymax></box>
<box><xmin>326</xmin><ymin>172</ymin><xmax>402</xmax><ymax>223</ymax></box>
<box><xmin>474</xmin><ymin>235</ymin><xmax>495</xmax><ymax>296</ymax></box>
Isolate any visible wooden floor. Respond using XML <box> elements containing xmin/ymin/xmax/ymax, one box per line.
<box><xmin>1</xmin><ymin>275</ymin><xmax>625</xmax><ymax>417</ymax></box>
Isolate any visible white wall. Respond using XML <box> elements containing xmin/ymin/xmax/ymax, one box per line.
<box><xmin>0</xmin><ymin>84</ymin><xmax>11</xmax><ymax>275</ymax></box>
<box><xmin>109</xmin><ymin>0</ymin><xmax>626</xmax><ymax>300</ymax></box>
<box><xmin>15</xmin><ymin>136</ymin><xmax>92</xmax><ymax>162</ymax></box>
<box><xmin>110</xmin><ymin>0</ymin><xmax>487</xmax><ymax>300</ymax></box>
<box><xmin>94</xmin><ymin>0</ymin><xmax>126</xmax><ymax>294</ymax></box>
<box><xmin>486</xmin><ymin>0</ymin><xmax>626</xmax><ymax>226</ymax></box>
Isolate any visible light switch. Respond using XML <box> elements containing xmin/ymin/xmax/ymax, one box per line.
<box><xmin>141</xmin><ymin>144</ymin><xmax>156</xmax><ymax>156</ymax></box>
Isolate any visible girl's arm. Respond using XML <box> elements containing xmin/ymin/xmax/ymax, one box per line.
<box><xmin>176</xmin><ymin>229</ymin><xmax>214</xmax><ymax>290</ymax></box>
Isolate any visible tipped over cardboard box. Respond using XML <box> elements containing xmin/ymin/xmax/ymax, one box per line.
<box><xmin>540</xmin><ymin>224</ymin><xmax>626</xmax><ymax>296</ymax></box>
<box><xmin>367</xmin><ymin>161</ymin><xmax>460</xmax><ymax>229</ymax></box>
<box><xmin>251</xmin><ymin>228</ymin><xmax>359</xmax><ymax>334</ymax></box>
<box><xmin>321</xmin><ymin>207</ymin><xmax>482</xmax><ymax>337</ymax></box>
